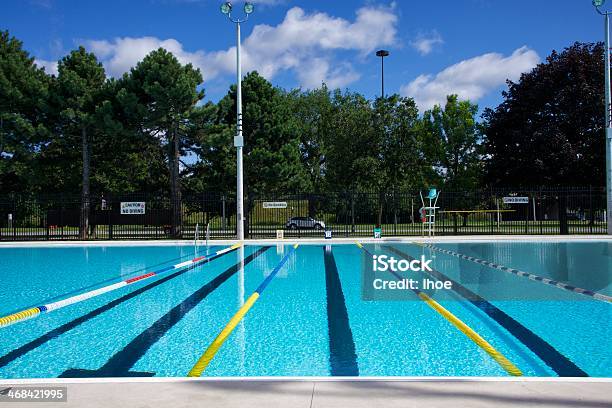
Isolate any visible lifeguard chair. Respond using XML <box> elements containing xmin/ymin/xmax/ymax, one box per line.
<box><xmin>420</xmin><ymin>188</ymin><xmax>440</xmax><ymax>237</ymax></box>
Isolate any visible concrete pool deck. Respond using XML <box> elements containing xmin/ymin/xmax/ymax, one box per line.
<box><xmin>0</xmin><ymin>378</ymin><xmax>610</xmax><ymax>407</ymax></box>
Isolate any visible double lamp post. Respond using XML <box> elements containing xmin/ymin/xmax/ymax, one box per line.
<box><xmin>221</xmin><ymin>1</ymin><xmax>254</xmax><ymax>240</ymax></box>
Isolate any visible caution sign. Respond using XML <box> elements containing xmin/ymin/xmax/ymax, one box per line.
<box><xmin>120</xmin><ymin>202</ymin><xmax>146</xmax><ymax>215</ymax></box>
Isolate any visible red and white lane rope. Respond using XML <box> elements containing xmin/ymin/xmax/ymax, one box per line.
<box><xmin>0</xmin><ymin>244</ymin><xmax>242</xmax><ymax>327</ymax></box>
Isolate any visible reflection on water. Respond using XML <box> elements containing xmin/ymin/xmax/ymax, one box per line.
<box><xmin>451</xmin><ymin>241</ymin><xmax>612</xmax><ymax>295</ymax></box>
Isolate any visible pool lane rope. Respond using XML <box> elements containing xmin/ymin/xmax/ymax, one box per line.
<box><xmin>355</xmin><ymin>242</ymin><xmax>523</xmax><ymax>377</ymax></box>
<box><xmin>188</xmin><ymin>244</ymin><xmax>299</xmax><ymax>377</ymax></box>
<box><xmin>0</xmin><ymin>244</ymin><xmax>243</xmax><ymax>328</ymax></box>
<box><xmin>415</xmin><ymin>242</ymin><xmax>612</xmax><ymax>304</ymax></box>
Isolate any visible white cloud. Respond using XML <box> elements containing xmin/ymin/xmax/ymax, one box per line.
<box><xmin>83</xmin><ymin>5</ymin><xmax>398</xmax><ymax>89</ymax></box>
<box><xmin>401</xmin><ymin>46</ymin><xmax>540</xmax><ymax>111</ymax></box>
<box><xmin>86</xmin><ymin>37</ymin><xmax>208</xmax><ymax>78</ymax></box>
<box><xmin>166</xmin><ymin>0</ymin><xmax>285</xmax><ymax>4</ymax></box>
<box><xmin>29</xmin><ymin>0</ymin><xmax>52</xmax><ymax>9</ymax></box>
<box><xmin>410</xmin><ymin>31</ymin><xmax>443</xmax><ymax>56</ymax></box>
<box><xmin>245</xmin><ymin>0</ymin><xmax>285</xmax><ymax>4</ymax></box>
<box><xmin>35</xmin><ymin>59</ymin><xmax>58</xmax><ymax>76</ymax></box>
<box><xmin>296</xmin><ymin>58</ymin><xmax>360</xmax><ymax>89</ymax></box>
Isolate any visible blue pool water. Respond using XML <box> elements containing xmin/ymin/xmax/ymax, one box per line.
<box><xmin>0</xmin><ymin>241</ymin><xmax>610</xmax><ymax>378</ymax></box>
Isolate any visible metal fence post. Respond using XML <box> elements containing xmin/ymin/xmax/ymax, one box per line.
<box><xmin>222</xmin><ymin>194</ymin><xmax>227</xmax><ymax>232</ymax></box>
<box><xmin>108</xmin><ymin>199</ymin><xmax>113</xmax><ymax>240</ymax></box>
<box><xmin>490</xmin><ymin>193</ymin><xmax>494</xmax><ymax>234</ymax></box>
<box><xmin>12</xmin><ymin>197</ymin><xmax>17</xmax><ymax>241</ymax></box>
<box><xmin>589</xmin><ymin>185</ymin><xmax>594</xmax><ymax>234</ymax></box>
<box><xmin>524</xmin><ymin>193</ymin><xmax>529</xmax><ymax>235</ymax></box>
<box><xmin>46</xmin><ymin>200</ymin><xmax>50</xmax><ymax>240</ymax></box>
<box><xmin>353</xmin><ymin>192</ymin><xmax>357</xmax><ymax>237</ymax></box>
<box><xmin>559</xmin><ymin>192</ymin><xmax>568</xmax><ymax>235</ymax></box>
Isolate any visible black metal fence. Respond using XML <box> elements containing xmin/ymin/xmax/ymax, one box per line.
<box><xmin>0</xmin><ymin>187</ymin><xmax>607</xmax><ymax>241</ymax></box>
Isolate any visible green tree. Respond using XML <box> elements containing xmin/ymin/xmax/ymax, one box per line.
<box><xmin>46</xmin><ymin>47</ymin><xmax>106</xmax><ymax>238</ymax></box>
<box><xmin>194</xmin><ymin>72</ymin><xmax>310</xmax><ymax>196</ymax></box>
<box><xmin>124</xmin><ymin>48</ymin><xmax>204</xmax><ymax>236</ymax></box>
<box><xmin>187</xmin><ymin>101</ymin><xmax>234</xmax><ymax>193</ymax></box>
<box><xmin>483</xmin><ymin>42</ymin><xmax>605</xmax><ymax>186</ymax></box>
<box><xmin>321</xmin><ymin>91</ymin><xmax>377</xmax><ymax>229</ymax></box>
<box><xmin>324</xmin><ymin>90</ymin><xmax>376</xmax><ymax>192</ymax></box>
<box><xmin>420</xmin><ymin>95</ymin><xmax>484</xmax><ymax>226</ymax></box>
<box><xmin>373</xmin><ymin>95</ymin><xmax>425</xmax><ymax>189</ymax></box>
<box><xmin>421</xmin><ymin>95</ymin><xmax>483</xmax><ymax>191</ymax></box>
<box><xmin>0</xmin><ymin>30</ymin><xmax>49</xmax><ymax>193</ymax></box>
<box><xmin>371</xmin><ymin>95</ymin><xmax>423</xmax><ymax>224</ymax></box>
<box><xmin>91</xmin><ymin>78</ymin><xmax>169</xmax><ymax>194</ymax></box>
<box><xmin>287</xmin><ymin>85</ymin><xmax>334</xmax><ymax>193</ymax></box>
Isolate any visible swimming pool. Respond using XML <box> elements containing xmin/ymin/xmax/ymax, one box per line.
<box><xmin>0</xmin><ymin>241</ymin><xmax>610</xmax><ymax>378</ymax></box>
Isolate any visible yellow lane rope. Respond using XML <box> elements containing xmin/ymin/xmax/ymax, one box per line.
<box><xmin>188</xmin><ymin>293</ymin><xmax>259</xmax><ymax>377</ymax></box>
<box><xmin>355</xmin><ymin>242</ymin><xmax>522</xmax><ymax>377</ymax></box>
<box><xmin>188</xmin><ymin>244</ymin><xmax>299</xmax><ymax>377</ymax></box>
<box><xmin>417</xmin><ymin>291</ymin><xmax>522</xmax><ymax>376</ymax></box>
<box><xmin>0</xmin><ymin>307</ymin><xmax>42</xmax><ymax>327</ymax></box>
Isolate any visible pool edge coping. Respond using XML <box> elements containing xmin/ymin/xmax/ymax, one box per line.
<box><xmin>1</xmin><ymin>235</ymin><xmax>611</xmax><ymax>248</ymax></box>
<box><xmin>1</xmin><ymin>376</ymin><xmax>611</xmax><ymax>384</ymax></box>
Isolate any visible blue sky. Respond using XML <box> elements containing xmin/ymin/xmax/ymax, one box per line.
<box><xmin>1</xmin><ymin>0</ymin><xmax>604</xmax><ymax>113</ymax></box>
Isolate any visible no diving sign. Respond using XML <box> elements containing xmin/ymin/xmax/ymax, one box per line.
<box><xmin>120</xmin><ymin>202</ymin><xmax>146</xmax><ymax>215</ymax></box>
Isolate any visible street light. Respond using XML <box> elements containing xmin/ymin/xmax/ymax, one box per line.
<box><xmin>593</xmin><ymin>0</ymin><xmax>612</xmax><ymax>234</ymax></box>
<box><xmin>376</xmin><ymin>49</ymin><xmax>390</xmax><ymax>98</ymax></box>
<box><xmin>221</xmin><ymin>2</ymin><xmax>255</xmax><ymax>240</ymax></box>
<box><xmin>220</xmin><ymin>2</ymin><xmax>232</xmax><ymax>14</ymax></box>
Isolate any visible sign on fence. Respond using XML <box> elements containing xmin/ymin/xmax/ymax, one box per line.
<box><xmin>120</xmin><ymin>202</ymin><xmax>146</xmax><ymax>215</ymax></box>
<box><xmin>503</xmin><ymin>197</ymin><xmax>529</xmax><ymax>204</ymax></box>
<box><xmin>263</xmin><ymin>202</ymin><xmax>288</xmax><ymax>209</ymax></box>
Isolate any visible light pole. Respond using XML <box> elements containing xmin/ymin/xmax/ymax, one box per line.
<box><xmin>593</xmin><ymin>0</ymin><xmax>612</xmax><ymax>234</ymax></box>
<box><xmin>376</xmin><ymin>50</ymin><xmax>390</xmax><ymax>98</ymax></box>
<box><xmin>221</xmin><ymin>1</ymin><xmax>254</xmax><ymax>240</ymax></box>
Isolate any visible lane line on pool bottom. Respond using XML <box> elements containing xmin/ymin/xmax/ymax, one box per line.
<box><xmin>59</xmin><ymin>247</ymin><xmax>271</xmax><ymax>378</ymax></box>
<box><xmin>356</xmin><ymin>243</ymin><xmax>522</xmax><ymax>377</ymax></box>
<box><xmin>323</xmin><ymin>246</ymin><xmax>359</xmax><ymax>376</ymax></box>
<box><xmin>188</xmin><ymin>244</ymin><xmax>299</xmax><ymax>377</ymax></box>
<box><xmin>0</xmin><ymin>246</ymin><xmax>240</xmax><ymax>370</ymax></box>
<box><xmin>416</xmin><ymin>243</ymin><xmax>611</xmax><ymax>304</ymax></box>
<box><xmin>387</xmin><ymin>245</ymin><xmax>588</xmax><ymax>377</ymax></box>
<box><xmin>0</xmin><ymin>244</ymin><xmax>242</xmax><ymax>328</ymax></box>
